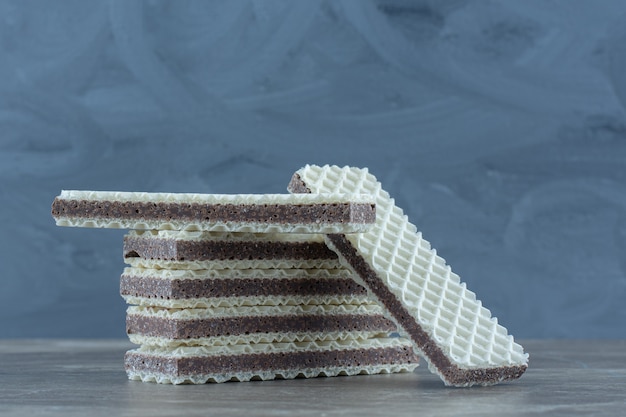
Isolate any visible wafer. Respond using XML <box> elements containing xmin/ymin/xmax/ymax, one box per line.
<box><xmin>126</xmin><ymin>304</ymin><xmax>397</xmax><ymax>347</ymax></box>
<box><xmin>123</xmin><ymin>230</ymin><xmax>342</xmax><ymax>270</ymax></box>
<box><xmin>120</xmin><ymin>267</ymin><xmax>372</xmax><ymax>308</ymax></box>
<box><xmin>125</xmin><ymin>337</ymin><xmax>419</xmax><ymax>384</ymax></box>
<box><xmin>288</xmin><ymin>165</ymin><xmax>528</xmax><ymax>387</ymax></box>
<box><xmin>51</xmin><ymin>190</ymin><xmax>375</xmax><ymax>233</ymax></box>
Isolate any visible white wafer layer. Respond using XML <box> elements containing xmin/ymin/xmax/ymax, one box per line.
<box><xmin>53</xmin><ymin>190</ymin><xmax>375</xmax><ymax>233</ymax></box>
<box><xmin>128</xmin><ymin>331</ymin><xmax>393</xmax><ymax>347</ymax></box>
<box><xmin>57</xmin><ymin>190</ymin><xmax>372</xmax><ymax>205</ymax></box>
<box><xmin>290</xmin><ymin>165</ymin><xmax>528</xmax><ymax>386</ymax></box>
<box><xmin>127</xmin><ymin>230</ymin><xmax>329</xmax><ymax>242</ymax></box>
<box><xmin>122</xmin><ymin>267</ymin><xmax>351</xmax><ymax>280</ymax></box>
<box><xmin>125</xmin><ymin>258</ymin><xmax>344</xmax><ymax>270</ymax></box>
<box><xmin>133</xmin><ymin>337</ymin><xmax>412</xmax><ymax>356</ymax></box>
<box><xmin>123</xmin><ymin>295</ymin><xmax>375</xmax><ymax>309</ymax></box>
<box><xmin>125</xmin><ymin>337</ymin><xmax>418</xmax><ymax>384</ymax></box>
<box><xmin>127</xmin><ymin>303</ymin><xmax>385</xmax><ymax>319</ymax></box>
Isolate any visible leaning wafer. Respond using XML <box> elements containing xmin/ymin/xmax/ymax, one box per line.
<box><xmin>51</xmin><ymin>190</ymin><xmax>375</xmax><ymax>233</ymax></box>
<box><xmin>288</xmin><ymin>165</ymin><xmax>528</xmax><ymax>387</ymax></box>
<box><xmin>120</xmin><ymin>267</ymin><xmax>373</xmax><ymax>308</ymax></box>
<box><xmin>126</xmin><ymin>304</ymin><xmax>397</xmax><ymax>347</ymax></box>
<box><xmin>125</xmin><ymin>337</ymin><xmax>419</xmax><ymax>384</ymax></box>
<box><xmin>123</xmin><ymin>230</ymin><xmax>342</xmax><ymax>270</ymax></box>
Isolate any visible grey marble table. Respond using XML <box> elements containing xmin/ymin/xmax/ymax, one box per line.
<box><xmin>0</xmin><ymin>339</ymin><xmax>624</xmax><ymax>416</ymax></box>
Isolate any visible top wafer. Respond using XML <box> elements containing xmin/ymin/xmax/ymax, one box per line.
<box><xmin>288</xmin><ymin>165</ymin><xmax>528</xmax><ymax>387</ymax></box>
<box><xmin>51</xmin><ymin>190</ymin><xmax>375</xmax><ymax>233</ymax></box>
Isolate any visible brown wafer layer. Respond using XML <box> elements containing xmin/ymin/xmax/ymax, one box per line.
<box><xmin>126</xmin><ymin>305</ymin><xmax>397</xmax><ymax>346</ymax></box>
<box><xmin>120</xmin><ymin>268</ymin><xmax>370</xmax><ymax>308</ymax></box>
<box><xmin>120</xmin><ymin>271</ymin><xmax>365</xmax><ymax>299</ymax></box>
<box><xmin>123</xmin><ymin>231</ymin><xmax>338</xmax><ymax>263</ymax></box>
<box><xmin>51</xmin><ymin>191</ymin><xmax>375</xmax><ymax>233</ymax></box>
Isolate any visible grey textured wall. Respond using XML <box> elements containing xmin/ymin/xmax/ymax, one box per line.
<box><xmin>2</xmin><ymin>1</ymin><xmax>626</xmax><ymax>339</ymax></box>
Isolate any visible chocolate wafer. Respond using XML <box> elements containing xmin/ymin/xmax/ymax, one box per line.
<box><xmin>288</xmin><ymin>165</ymin><xmax>528</xmax><ymax>387</ymax></box>
<box><xmin>126</xmin><ymin>304</ymin><xmax>397</xmax><ymax>347</ymax></box>
<box><xmin>51</xmin><ymin>190</ymin><xmax>375</xmax><ymax>233</ymax></box>
<box><xmin>125</xmin><ymin>337</ymin><xmax>419</xmax><ymax>384</ymax></box>
<box><xmin>120</xmin><ymin>267</ymin><xmax>372</xmax><ymax>308</ymax></box>
<box><xmin>123</xmin><ymin>230</ymin><xmax>342</xmax><ymax>270</ymax></box>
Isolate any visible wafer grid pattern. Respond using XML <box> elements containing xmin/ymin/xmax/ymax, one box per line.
<box><xmin>293</xmin><ymin>165</ymin><xmax>527</xmax><ymax>368</ymax></box>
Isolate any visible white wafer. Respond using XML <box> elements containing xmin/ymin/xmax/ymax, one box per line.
<box><xmin>125</xmin><ymin>337</ymin><xmax>419</xmax><ymax>384</ymax></box>
<box><xmin>125</xmin><ymin>258</ymin><xmax>344</xmax><ymax>270</ymax></box>
<box><xmin>126</xmin><ymin>304</ymin><xmax>396</xmax><ymax>347</ymax></box>
<box><xmin>288</xmin><ymin>165</ymin><xmax>528</xmax><ymax>387</ymax></box>
<box><xmin>123</xmin><ymin>230</ymin><xmax>343</xmax><ymax>270</ymax></box>
<box><xmin>51</xmin><ymin>190</ymin><xmax>375</xmax><ymax>233</ymax></box>
<box><xmin>120</xmin><ymin>267</ymin><xmax>374</xmax><ymax>308</ymax></box>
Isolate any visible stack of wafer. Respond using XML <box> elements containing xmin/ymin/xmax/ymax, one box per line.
<box><xmin>51</xmin><ymin>191</ymin><xmax>419</xmax><ymax>384</ymax></box>
<box><xmin>52</xmin><ymin>166</ymin><xmax>529</xmax><ymax>387</ymax></box>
